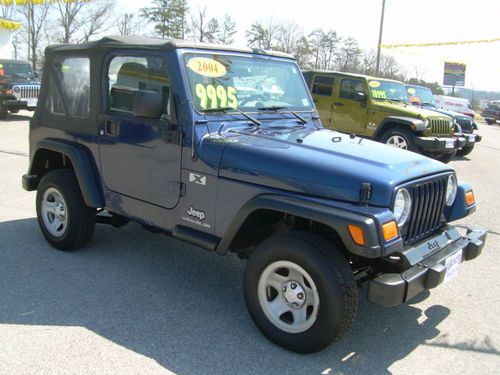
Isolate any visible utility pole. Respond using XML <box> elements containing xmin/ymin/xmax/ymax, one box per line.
<box><xmin>375</xmin><ymin>0</ymin><xmax>386</xmax><ymax>76</ymax></box>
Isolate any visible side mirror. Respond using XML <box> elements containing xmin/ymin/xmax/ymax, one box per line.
<box><xmin>133</xmin><ymin>90</ymin><xmax>163</xmax><ymax>119</ymax></box>
<box><xmin>352</xmin><ymin>91</ymin><xmax>366</xmax><ymax>101</ymax></box>
<box><xmin>34</xmin><ymin>71</ymin><xmax>40</xmax><ymax>78</ymax></box>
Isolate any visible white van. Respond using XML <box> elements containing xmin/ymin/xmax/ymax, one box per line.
<box><xmin>434</xmin><ymin>95</ymin><xmax>475</xmax><ymax>118</ymax></box>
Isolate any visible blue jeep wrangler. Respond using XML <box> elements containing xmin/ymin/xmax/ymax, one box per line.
<box><xmin>22</xmin><ymin>36</ymin><xmax>486</xmax><ymax>353</ymax></box>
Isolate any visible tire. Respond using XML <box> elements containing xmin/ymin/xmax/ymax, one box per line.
<box><xmin>485</xmin><ymin>119</ymin><xmax>494</xmax><ymax>125</ymax></box>
<box><xmin>36</xmin><ymin>169</ymin><xmax>95</xmax><ymax>251</ymax></box>
<box><xmin>0</xmin><ymin>103</ymin><xmax>7</xmax><ymax>119</ymax></box>
<box><xmin>9</xmin><ymin>108</ymin><xmax>19</xmax><ymax>114</ymax></box>
<box><xmin>456</xmin><ymin>144</ymin><xmax>474</xmax><ymax>157</ymax></box>
<box><xmin>380</xmin><ymin>127</ymin><xmax>416</xmax><ymax>151</ymax></box>
<box><xmin>434</xmin><ymin>150</ymin><xmax>456</xmax><ymax>164</ymax></box>
<box><xmin>244</xmin><ymin>231</ymin><xmax>357</xmax><ymax>353</ymax></box>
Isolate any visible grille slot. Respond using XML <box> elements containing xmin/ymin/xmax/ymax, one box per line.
<box><xmin>13</xmin><ymin>85</ymin><xmax>40</xmax><ymax>100</ymax></box>
<box><xmin>403</xmin><ymin>176</ymin><xmax>448</xmax><ymax>245</ymax></box>
<box><xmin>430</xmin><ymin>118</ymin><xmax>451</xmax><ymax>136</ymax></box>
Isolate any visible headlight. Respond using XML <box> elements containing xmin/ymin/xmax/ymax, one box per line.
<box><xmin>423</xmin><ymin>119</ymin><xmax>430</xmax><ymax>127</ymax></box>
<box><xmin>446</xmin><ymin>175</ymin><xmax>458</xmax><ymax>206</ymax></box>
<box><xmin>393</xmin><ymin>188</ymin><xmax>412</xmax><ymax>227</ymax></box>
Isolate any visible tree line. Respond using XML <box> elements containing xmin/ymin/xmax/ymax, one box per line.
<box><xmin>2</xmin><ymin>0</ymin><xmax>444</xmax><ymax>93</ymax></box>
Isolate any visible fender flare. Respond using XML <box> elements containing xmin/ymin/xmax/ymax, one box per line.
<box><xmin>374</xmin><ymin>116</ymin><xmax>426</xmax><ymax>139</ymax></box>
<box><xmin>216</xmin><ymin>194</ymin><xmax>401</xmax><ymax>258</ymax></box>
<box><xmin>30</xmin><ymin>139</ymin><xmax>105</xmax><ymax>208</ymax></box>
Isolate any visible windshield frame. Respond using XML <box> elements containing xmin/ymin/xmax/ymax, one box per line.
<box><xmin>368</xmin><ymin>79</ymin><xmax>409</xmax><ymax>103</ymax></box>
<box><xmin>179</xmin><ymin>50</ymin><xmax>315</xmax><ymax>116</ymax></box>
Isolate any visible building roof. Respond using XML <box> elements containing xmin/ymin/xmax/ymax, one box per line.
<box><xmin>46</xmin><ymin>35</ymin><xmax>294</xmax><ymax>59</ymax></box>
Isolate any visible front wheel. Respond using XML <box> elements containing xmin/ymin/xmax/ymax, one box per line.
<box><xmin>36</xmin><ymin>169</ymin><xmax>95</xmax><ymax>250</ymax></box>
<box><xmin>380</xmin><ymin>127</ymin><xmax>416</xmax><ymax>151</ymax></box>
<box><xmin>244</xmin><ymin>232</ymin><xmax>357</xmax><ymax>353</ymax></box>
<box><xmin>9</xmin><ymin>108</ymin><xmax>19</xmax><ymax>114</ymax></box>
<box><xmin>456</xmin><ymin>144</ymin><xmax>475</xmax><ymax>157</ymax></box>
<box><xmin>0</xmin><ymin>103</ymin><xmax>7</xmax><ymax>119</ymax></box>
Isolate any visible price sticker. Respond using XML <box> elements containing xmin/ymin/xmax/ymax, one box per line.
<box><xmin>195</xmin><ymin>84</ymin><xmax>238</xmax><ymax>110</ymax></box>
<box><xmin>187</xmin><ymin>57</ymin><xmax>227</xmax><ymax>78</ymax></box>
<box><xmin>371</xmin><ymin>89</ymin><xmax>387</xmax><ymax>99</ymax></box>
<box><xmin>369</xmin><ymin>81</ymin><xmax>381</xmax><ymax>88</ymax></box>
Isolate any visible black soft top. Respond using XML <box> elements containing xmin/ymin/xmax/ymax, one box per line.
<box><xmin>45</xmin><ymin>35</ymin><xmax>294</xmax><ymax>59</ymax></box>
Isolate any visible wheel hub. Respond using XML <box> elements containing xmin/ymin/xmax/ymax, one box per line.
<box><xmin>282</xmin><ymin>280</ymin><xmax>306</xmax><ymax>308</ymax></box>
<box><xmin>55</xmin><ymin>202</ymin><xmax>66</xmax><ymax>220</ymax></box>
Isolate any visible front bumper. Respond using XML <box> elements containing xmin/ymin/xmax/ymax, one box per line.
<box><xmin>367</xmin><ymin>226</ymin><xmax>487</xmax><ymax>307</ymax></box>
<box><xmin>3</xmin><ymin>98</ymin><xmax>38</xmax><ymax>109</ymax></box>
<box><xmin>415</xmin><ymin>136</ymin><xmax>466</xmax><ymax>153</ymax></box>
<box><xmin>455</xmin><ymin>132</ymin><xmax>482</xmax><ymax>147</ymax></box>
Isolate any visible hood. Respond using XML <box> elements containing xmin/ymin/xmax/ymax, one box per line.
<box><xmin>199</xmin><ymin>124</ymin><xmax>452</xmax><ymax>207</ymax></box>
<box><xmin>373</xmin><ymin>101</ymin><xmax>449</xmax><ymax>119</ymax></box>
<box><xmin>421</xmin><ymin>104</ymin><xmax>469</xmax><ymax>120</ymax></box>
<box><xmin>0</xmin><ymin>74</ymin><xmax>40</xmax><ymax>85</ymax></box>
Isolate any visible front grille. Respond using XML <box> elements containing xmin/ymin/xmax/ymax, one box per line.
<box><xmin>430</xmin><ymin>118</ymin><xmax>452</xmax><ymax>136</ymax></box>
<box><xmin>13</xmin><ymin>85</ymin><xmax>40</xmax><ymax>100</ymax></box>
<box><xmin>403</xmin><ymin>175</ymin><xmax>448</xmax><ymax>245</ymax></box>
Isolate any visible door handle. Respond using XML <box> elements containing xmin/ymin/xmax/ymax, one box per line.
<box><xmin>106</xmin><ymin>120</ymin><xmax>118</xmax><ymax>136</ymax></box>
<box><xmin>334</xmin><ymin>102</ymin><xmax>344</xmax><ymax>107</ymax></box>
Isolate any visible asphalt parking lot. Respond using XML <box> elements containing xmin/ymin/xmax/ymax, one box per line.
<box><xmin>1</xmin><ymin>111</ymin><xmax>499</xmax><ymax>374</ymax></box>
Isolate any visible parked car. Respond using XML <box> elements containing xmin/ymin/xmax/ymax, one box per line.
<box><xmin>303</xmin><ymin>70</ymin><xmax>465</xmax><ymax>163</ymax></box>
<box><xmin>406</xmin><ymin>84</ymin><xmax>481</xmax><ymax>157</ymax></box>
<box><xmin>23</xmin><ymin>36</ymin><xmax>486</xmax><ymax>353</ymax></box>
<box><xmin>0</xmin><ymin>59</ymin><xmax>41</xmax><ymax>119</ymax></box>
<box><xmin>482</xmin><ymin>102</ymin><xmax>500</xmax><ymax>125</ymax></box>
<box><xmin>434</xmin><ymin>95</ymin><xmax>475</xmax><ymax>118</ymax></box>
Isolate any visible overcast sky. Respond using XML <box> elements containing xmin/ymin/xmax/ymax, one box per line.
<box><xmin>118</xmin><ymin>0</ymin><xmax>500</xmax><ymax>92</ymax></box>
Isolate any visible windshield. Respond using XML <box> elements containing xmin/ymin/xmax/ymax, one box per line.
<box><xmin>368</xmin><ymin>79</ymin><xmax>408</xmax><ymax>102</ymax></box>
<box><xmin>406</xmin><ymin>85</ymin><xmax>435</xmax><ymax>105</ymax></box>
<box><xmin>183</xmin><ymin>53</ymin><xmax>313</xmax><ymax>112</ymax></box>
<box><xmin>0</xmin><ymin>62</ymin><xmax>34</xmax><ymax>78</ymax></box>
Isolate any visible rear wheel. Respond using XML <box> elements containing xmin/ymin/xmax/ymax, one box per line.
<box><xmin>456</xmin><ymin>144</ymin><xmax>474</xmax><ymax>157</ymax></box>
<box><xmin>380</xmin><ymin>127</ymin><xmax>416</xmax><ymax>151</ymax></box>
<box><xmin>244</xmin><ymin>232</ymin><xmax>357</xmax><ymax>353</ymax></box>
<box><xmin>36</xmin><ymin>169</ymin><xmax>95</xmax><ymax>250</ymax></box>
<box><xmin>485</xmin><ymin>119</ymin><xmax>495</xmax><ymax>125</ymax></box>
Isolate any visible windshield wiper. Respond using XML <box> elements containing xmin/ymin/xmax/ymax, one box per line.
<box><xmin>257</xmin><ymin>105</ymin><xmax>307</xmax><ymax>124</ymax></box>
<box><xmin>201</xmin><ymin>107</ymin><xmax>261</xmax><ymax>127</ymax></box>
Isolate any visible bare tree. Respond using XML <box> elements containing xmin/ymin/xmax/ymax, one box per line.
<box><xmin>217</xmin><ymin>14</ymin><xmax>236</xmax><ymax>44</ymax></box>
<box><xmin>308</xmin><ymin>29</ymin><xmax>339</xmax><ymax>70</ymax></box>
<box><xmin>190</xmin><ymin>6</ymin><xmax>219</xmax><ymax>43</ymax></box>
<box><xmin>1</xmin><ymin>3</ymin><xmax>14</xmax><ymax>19</ymax></box>
<box><xmin>117</xmin><ymin>13</ymin><xmax>141</xmax><ymax>36</ymax></box>
<box><xmin>53</xmin><ymin>0</ymin><xmax>114</xmax><ymax>43</ymax></box>
<box><xmin>275</xmin><ymin>21</ymin><xmax>302</xmax><ymax>54</ymax></box>
<box><xmin>17</xmin><ymin>2</ymin><xmax>50</xmax><ymax>70</ymax></box>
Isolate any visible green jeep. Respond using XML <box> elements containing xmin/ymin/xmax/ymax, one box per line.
<box><xmin>303</xmin><ymin>71</ymin><xmax>465</xmax><ymax>163</ymax></box>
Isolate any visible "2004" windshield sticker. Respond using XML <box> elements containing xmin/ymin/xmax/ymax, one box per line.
<box><xmin>187</xmin><ymin>57</ymin><xmax>227</xmax><ymax>78</ymax></box>
<box><xmin>195</xmin><ymin>83</ymin><xmax>238</xmax><ymax>109</ymax></box>
<box><xmin>407</xmin><ymin>87</ymin><xmax>416</xmax><ymax>94</ymax></box>
<box><xmin>371</xmin><ymin>89</ymin><xmax>387</xmax><ymax>99</ymax></box>
<box><xmin>369</xmin><ymin>81</ymin><xmax>381</xmax><ymax>88</ymax></box>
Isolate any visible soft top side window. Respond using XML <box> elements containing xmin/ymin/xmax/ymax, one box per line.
<box><xmin>107</xmin><ymin>55</ymin><xmax>171</xmax><ymax>119</ymax></box>
<box><xmin>49</xmin><ymin>57</ymin><xmax>90</xmax><ymax>118</ymax></box>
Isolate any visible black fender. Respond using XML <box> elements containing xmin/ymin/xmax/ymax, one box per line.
<box><xmin>374</xmin><ymin>116</ymin><xmax>426</xmax><ymax>139</ymax></box>
<box><xmin>216</xmin><ymin>194</ymin><xmax>402</xmax><ymax>258</ymax></box>
<box><xmin>26</xmin><ymin>139</ymin><xmax>105</xmax><ymax>208</ymax></box>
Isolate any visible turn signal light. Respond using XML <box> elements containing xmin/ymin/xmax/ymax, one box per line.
<box><xmin>466</xmin><ymin>190</ymin><xmax>475</xmax><ymax>206</ymax></box>
<box><xmin>6</xmin><ymin>89</ymin><xmax>13</xmax><ymax>95</ymax></box>
<box><xmin>382</xmin><ymin>221</ymin><xmax>398</xmax><ymax>242</ymax></box>
<box><xmin>348</xmin><ymin>224</ymin><xmax>365</xmax><ymax>246</ymax></box>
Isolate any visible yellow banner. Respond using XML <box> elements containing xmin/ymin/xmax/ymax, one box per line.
<box><xmin>381</xmin><ymin>38</ymin><xmax>500</xmax><ymax>49</ymax></box>
<box><xmin>0</xmin><ymin>18</ymin><xmax>21</xmax><ymax>30</ymax></box>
